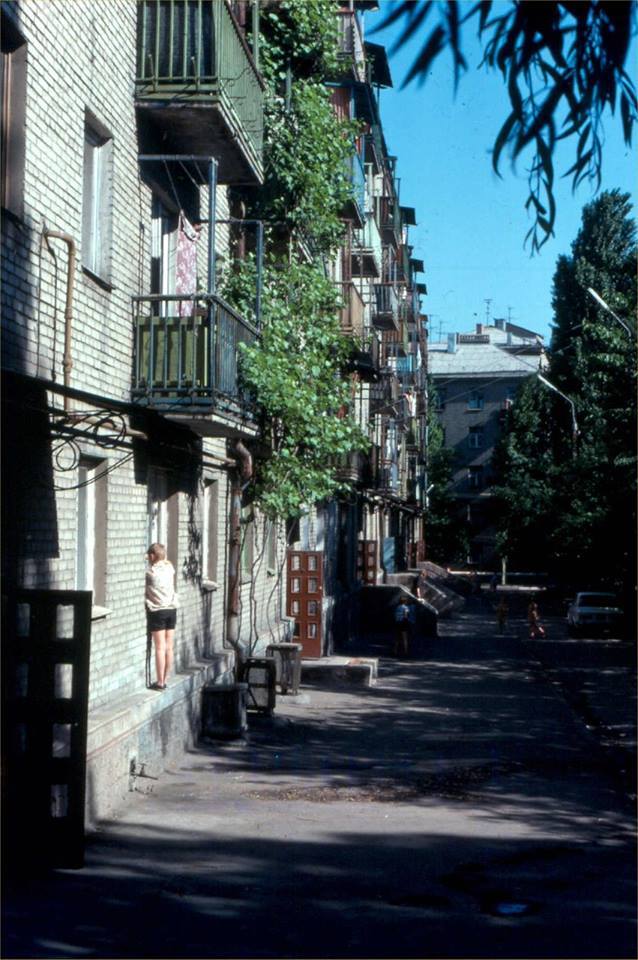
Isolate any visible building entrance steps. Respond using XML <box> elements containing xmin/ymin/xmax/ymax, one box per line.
<box><xmin>3</xmin><ymin>603</ymin><xmax>636</xmax><ymax>960</ymax></box>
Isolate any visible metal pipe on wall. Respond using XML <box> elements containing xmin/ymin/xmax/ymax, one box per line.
<box><xmin>226</xmin><ymin>440</ymin><xmax>253</xmax><ymax>669</ymax></box>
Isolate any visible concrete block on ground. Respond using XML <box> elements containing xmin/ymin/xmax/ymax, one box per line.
<box><xmin>301</xmin><ymin>657</ymin><xmax>377</xmax><ymax>688</ymax></box>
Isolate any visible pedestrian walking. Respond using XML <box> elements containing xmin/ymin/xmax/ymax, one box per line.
<box><xmin>393</xmin><ymin>596</ymin><xmax>416</xmax><ymax>657</ymax></box>
<box><xmin>496</xmin><ymin>598</ymin><xmax>509</xmax><ymax>634</ymax></box>
<box><xmin>490</xmin><ymin>572</ymin><xmax>499</xmax><ymax>593</ymax></box>
<box><xmin>527</xmin><ymin>595</ymin><xmax>546</xmax><ymax>639</ymax></box>
<box><xmin>146</xmin><ymin>542</ymin><xmax>179</xmax><ymax>690</ymax></box>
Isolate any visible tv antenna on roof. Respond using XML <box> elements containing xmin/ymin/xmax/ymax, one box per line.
<box><xmin>484</xmin><ymin>298</ymin><xmax>493</xmax><ymax>325</ymax></box>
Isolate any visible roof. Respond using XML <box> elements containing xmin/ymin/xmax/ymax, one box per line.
<box><xmin>364</xmin><ymin>42</ymin><xmax>393</xmax><ymax>88</ymax></box>
<box><xmin>428</xmin><ymin>324</ymin><xmax>546</xmax><ymax>377</ymax></box>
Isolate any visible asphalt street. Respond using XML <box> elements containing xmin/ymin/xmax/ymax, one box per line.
<box><xmin>3</xmin><ymin>598</ymin><xmax>636</xmax><ymax>959</ymax></box>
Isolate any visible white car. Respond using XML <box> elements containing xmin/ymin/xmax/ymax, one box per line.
<box><xmin>566</xmin><ymin>592</ymin><xmax>623</xmax><ymax>637</ymax></box>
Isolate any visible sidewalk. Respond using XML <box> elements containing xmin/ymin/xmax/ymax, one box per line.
<box><xmin>3</xmin><ymin>604</ymin><xmax>636</xmax><ymax>959</ymax></box>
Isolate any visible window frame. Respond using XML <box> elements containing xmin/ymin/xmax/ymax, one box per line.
<box><xmin>201</xmin><ymin>478</ymin><xmax>219</xmax><ymax>584</ymax></box>
<box><xmin>82</xmin><ymin>112</ymin><xmax>114</xmax><ymax>286</ymax></box>
<box><xmin>468</xmin><ymin>425</ymin><xmax>484</xmax><ymax>449</ymax></box>
<box><xmin>1</xmin><ymin>13</ymin><xmax>27</xmax><ymax>219</ymax></box>
<box><xmin>76</xmin><ymin>457</ymin><xmax>107</xmax><ymax>608</ymax></box>
<box><xmin>467</xmin><ymin>391</ymin><xmax>484</xmax><ymax>411</ymax></box>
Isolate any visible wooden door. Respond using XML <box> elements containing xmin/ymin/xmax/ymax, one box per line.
<box><xmin>286</xmin><ymin>550</ymin><xmax>323</xmax><ymax>658</ymax></box>
<box><xmin>357</xmin><ymin>539</ymin><xmax>377</xmax><ymax>584</ymax></box>
<box><xmin>2</xmin><ymin>589</ymin><xmax>92</xmax><ymax>871</ymax></box>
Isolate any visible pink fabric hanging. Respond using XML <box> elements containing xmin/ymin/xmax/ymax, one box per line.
<box><xmin>176</xmin><ymin>214</ymin><xmax>199</xmax><ymax>317</ymax></box>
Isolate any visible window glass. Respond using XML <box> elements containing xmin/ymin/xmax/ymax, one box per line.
<box><xmin>82</xmin><ymin>116</ymin><xmax>113</xmax><ymax>282</ymax></box>
<box><xmin>467</xmin><ymin>391</ymin><xmax>484</xmax><ymax>410</ymax></box>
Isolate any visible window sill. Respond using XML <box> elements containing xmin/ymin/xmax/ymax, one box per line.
<box><xmin>82</xmin><ymin>265</ymin><xmax>114</xmax><ymax>293</ymax></box>
<box><xmin>91</xmin><ymin>605</ymin><xmax>112</xmax><ymax>621</ymax></box>
<box><xmin>201</xmin><ymin>580</ymin><xmax>219</xmax><ymax>593</ymax></box>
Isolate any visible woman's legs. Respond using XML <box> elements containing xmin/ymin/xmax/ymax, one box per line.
<box><xmin>152</xmin><ymin>629</ymin><xmax>167</xmax><ymax>686</ymax></box>
<box><xmin>164</xmin><ymin>629</ymin><xmax>175</xmax><ymax>683</ymax></box>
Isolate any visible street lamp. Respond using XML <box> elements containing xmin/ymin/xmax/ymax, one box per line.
<box><xmin>537</xmin><ymin>373</ymin><xmax>579</xmax><ymax>453</ymax></box>
<box><xmin>586</xmin><ymin>287</ymin><xmax>635</xmax><ymax>339</ymax></box>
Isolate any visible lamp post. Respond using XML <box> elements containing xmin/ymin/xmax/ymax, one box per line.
<box><xmin>586</xmin><ymin>287</ymin><xmax>635</xmax><ymax>339</ymax></box>
<box><xmin>537</xmin><ymin>373</ymin><xmax>579</xmax><ymax>455</ymax></box>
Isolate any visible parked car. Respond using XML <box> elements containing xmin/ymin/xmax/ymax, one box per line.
<box><xmin>566</xmin><ymin>592</ymin><xmax>623</xmax><ymax>637</ymax></box>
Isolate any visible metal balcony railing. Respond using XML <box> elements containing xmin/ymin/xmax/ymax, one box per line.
<box><xmin>132</xmin><ymin>293</ymin><xmax>257</xmax><ymax>408</ymax></box>
<box><xmin>136</xmin><ymin>0</ymin><xmax>263</xmax><ymax>175</ymax></box>
<box><xmin>352</xmin><ymin>213</ymin><xmax>382</xmax><ymax>277</ymax></box>
<box><xmin>373</xmin><ymin>283</ymin><xmax>399</xmax><ymax>319</ymax></box>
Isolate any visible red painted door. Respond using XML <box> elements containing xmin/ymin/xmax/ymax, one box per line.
<box><xmin>286</xmin><ymin>550</ymin><xmax>324</xmax><ymax>658</ymax></box>
<box><xmin>357</xmin><ymin>539</ymin><xmax>378</xmax><ymax>584</ymax></box>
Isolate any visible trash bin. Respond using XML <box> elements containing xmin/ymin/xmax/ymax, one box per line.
<box><xmin>240</xmin><ymin>657</ymin><xmax>276</xmax><ymax>715</ymax></box>
<box><xmin>266</xmin><ymin>642</ymin><xmax>303</xmax><ymax>695</ymax></box>
<box><xmin>201</xmin><ymin>682</ymin><xmax>248</xmax><ymax>740</ymax></box>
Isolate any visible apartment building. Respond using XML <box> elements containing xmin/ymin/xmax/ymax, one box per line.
<box><xmin>428</xmin><ymin>320</ymin><xmax>546</xmax><ymax>565</ymax></box>
<box><xmin>0</xmin><ymin>0</ymin><xmax>295</xmax><ymax>843</ymax></box>
<box><xmin>328</xmin><ymin>0</ymin><xmax>428</xmax><ymax>595</ymax></box>
<box><xmin>1</xmin><ymin>0</ymin><xmax>427</xmax><ymax>861</ymax></box>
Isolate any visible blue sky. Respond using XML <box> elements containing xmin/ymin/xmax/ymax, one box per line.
<box><xmin>364</xmin><ymin>3</ymin><xmax>637</xmax><ymax>344</ymax></box>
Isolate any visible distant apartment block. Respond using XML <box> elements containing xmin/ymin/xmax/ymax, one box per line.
<box><xmin>428</xmin><ymin>320</ymin><xmax>546</xmax><ymax>565</ymax></box>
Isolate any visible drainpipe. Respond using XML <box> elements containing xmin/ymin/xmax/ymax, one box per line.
<box><xmin>227</xmin><ymin>440</ymin><xmax>253</xmax><ymax>673</ymax></box>
<box><xmin>43</xmin><ymin>229</ymin><xmax>76</xmax><ymax>412</ymax></box>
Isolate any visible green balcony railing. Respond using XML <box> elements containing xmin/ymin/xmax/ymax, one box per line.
<box><xmin>132</xmin><ymin>293</ymin><xmax>257</xmax><ymax>409</ymax></box>
<box><xmin>136</xmin><ymin>0</ymin><xmax>263</xmax><ymax>173</ymax></box>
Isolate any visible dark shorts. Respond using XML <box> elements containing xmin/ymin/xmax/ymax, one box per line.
<box><xmin>147</xmin><ymin>608</ymin><xmax>177</xmax><ymax>631</ymax></box>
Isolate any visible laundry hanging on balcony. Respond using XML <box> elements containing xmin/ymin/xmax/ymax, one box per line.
<box><xmin>176</xmin><ymin>213</ymin><xmax>200</xmax><ymax>317</ymax></box>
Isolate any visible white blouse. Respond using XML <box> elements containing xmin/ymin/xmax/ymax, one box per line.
<box><xmin>145</xmin><ymin>560</ymin><xmax>178</xmax><ymax>611</ymax></box>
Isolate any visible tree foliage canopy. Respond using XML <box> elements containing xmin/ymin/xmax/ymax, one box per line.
<box><xmin>222</xmin><ymin>0</ymin><xmax>366</xmax><ymax>518</ymax></box>
<box><xmin>373</xmin><ymin>1</ymin><xmax>637</xmax><ymax>252</ymax></box>
<box><xmin>491</xmin><ymin>189</ymin><xmax>636</xmax><ymax>596</ymax></box>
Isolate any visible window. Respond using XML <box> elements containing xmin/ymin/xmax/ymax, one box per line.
<box><xmin>148</xmin><ymin>469</ymin><xmax>178</xmax><ymax>567</ymax></box>
<box><xmin>266</xmin><ymin>519</ymin><xmax>278</xmax><ymax>573</ymax></box>
<box><xmin>468</xmin><ymin>425</ymin><xmax>484</xmax><ymax>449</ymax></box>
<box><xmin>468</xmin><ymin>465</ymin><xmax>484</xmax><ymax>490</ymax></box>
<box><xmin>76</xmin><ymin>458</ymin><xmax>107</xmax><ymax>606</ymax></box>
<box><xmin>241</xmin><ymin>505</ymin><xmax>254</xmax><ymax>582</ymax></box>
<box><xmin>1</xmin><ymin>12</ymin><xmax>27</xmax><ymax>218</ymax></box>
<box><xmin>151</xmin><ymin>196</ymin><xmax>177</xmax><ymax>312</ymax></box>
<box><xmin>201</xmin><ymin>479</ymin><xmax>218</xmax><ymax>583</ymax></box>
<box><xmin>82</xmin><ymin>114</ymin><xmax>113</xmax><ymax>283</ymax></box>
<box><xmin>467</xmin><ymin>391</ymin><xmax>484</xmax><ymax>410</ymax></box>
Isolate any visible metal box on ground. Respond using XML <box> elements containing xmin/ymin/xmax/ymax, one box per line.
<box><xmin>201</xmin><ymin>683</ymin><xmax>248</xmax><ymax>739</ymax></box>
<box><xmin>240</xmin><ymin>658</ymin><xmax>276</xmax><ymax>715</ymax></box>
<box><xmin>266</xmin><ymin>642</ymin><xmax>303</xmax><ymax>695</ymax></box>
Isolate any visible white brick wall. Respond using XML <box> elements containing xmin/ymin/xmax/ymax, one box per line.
<box><xmin>2</xmin><ymin>1</ymin><xmax>289</xmax><ymax>722</ymax></box>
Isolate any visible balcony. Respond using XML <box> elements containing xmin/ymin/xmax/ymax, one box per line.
<box><xmin>380</xmin><ymin>195</ymin><xmax>402</xmax><ymax>248</ymax></box>
<box><xmin>132</xmin><ymin>293</ymin><xmax>257</xmax><ymax>432</ymax></box>
<box><xmin>135</xmin><ymin>0</ymin><xmax>264</xmax><ymax>184</ymax></box>
<box><xmin>338</xmin><ymin>280</ymin><xmax>365</xmax><ymax>336</ymax></box>
<box><xmin>371</xmin><ymin>283</ymin><xmax>400</xmax><ymax>331</ymax></box>
<box><xmin>351</xmin><ymin>214</ymin><xmax>382</xmax><ymax>278</ymax></box>
<box><xmin>336</xmin><ymin>9</ymin><xmax>366</xmax><ymax>82</ymax></box>
<box><xmin>341</xmin><ymin>151</ymin><xmax>366</xmax><ymax>226</ymax></box>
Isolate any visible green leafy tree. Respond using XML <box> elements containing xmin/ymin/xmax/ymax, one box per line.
<box><xmin>491</xmin><ymin>378</ymin><xmax>556</xmax><ymax>569</ymax></box>
<box><xmin>548</xmin><ymin>189</ymin><xmax>636</xmax><ymax>597</ymax></box>
<box><xmin>222</xmin><ymin>0</ymin><xmax>366</xmax><ymax>520</ymax></box>
<box><xmin>239</xmin><ymin>262</ymin><xmax>368</xmax><ymax>518</ymax></box>
<box><xmin>373</xmin><ymin>1</ymin><xmax>637</xmax><ymax>251</ymax></box>
<box><xmin>425</xmin><ymin>383</ymin><xmax>469</xmax><ymax>562</ymax></box>
<box><xmin>491</xmin><ymin>189</ymin><xmax>636</xmax><ymax>610</ymax></box>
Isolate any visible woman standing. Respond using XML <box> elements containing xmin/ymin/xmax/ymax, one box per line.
<box><xmin>145</xmin><ymin>543</ymin><xmax>178</xmax><ymax>690</ymax></box>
